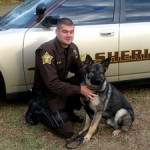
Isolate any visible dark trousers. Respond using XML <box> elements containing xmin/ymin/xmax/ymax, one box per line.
<box><xmin>45</xmin><ymin>75</ymin><xmax>82</xmax><ymax>138</ymax></box>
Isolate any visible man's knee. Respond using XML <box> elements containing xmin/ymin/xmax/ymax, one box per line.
<box><xmin>55</xmin><ymin>121</ymin><xmax>74</xmax><ymax>138</ymax></box>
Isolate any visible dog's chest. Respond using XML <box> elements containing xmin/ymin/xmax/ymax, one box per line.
<box><xmin>88</xmin><ymin>96</ymin><xmax>104</xmax><ymax>112</ymax></box>
<box><xmin>80</xmin><ymin>93</ymin><xmax>106</xmax><ymax>113</ymax></box>
<box><xmin>90</xmin><ymin>96</ymin><xmax>100</xmax><ymax>107</ymax></box>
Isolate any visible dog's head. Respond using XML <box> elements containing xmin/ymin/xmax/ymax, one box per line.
<box><xmin>83</xmin><ymin>55</ymin><xmax>110</xmax><ymax>87</ymax></box>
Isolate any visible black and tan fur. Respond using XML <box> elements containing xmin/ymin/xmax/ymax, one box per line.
<box><xmin>80</xmin><ymin>55</ymin><xmax>134</xmax><ymax>142</ymax></box>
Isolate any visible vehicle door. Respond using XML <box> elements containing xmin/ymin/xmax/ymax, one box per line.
<box><xmin>119</xmin><ymin>0</ymin><xmax>150</xmax><ymax>82</ymax></box>
<box><xmin>24</xmin><ymin>0</ymin><xmax>120</xmax><ymax>90</ymax></box>
<box><xmin>23</xmin><ymin>0</ymin><xmax>61</xmax><ymax>90</ymax></box>
<box><xmin>47</xmin><ymin>0</ymin><xmax>120</xmax><ymax>82</ymax></box>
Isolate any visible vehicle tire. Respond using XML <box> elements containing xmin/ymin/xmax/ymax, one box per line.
<box><xmin>0</xmin><ymin>71</ymin><xmax>6</xmax><ymax>101</ymax></box>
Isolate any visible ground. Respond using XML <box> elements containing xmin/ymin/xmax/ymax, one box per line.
<box><xmin>0</xmin><ymin>86</ymin><xmax>150</xmax><ymax>150</ymax></box>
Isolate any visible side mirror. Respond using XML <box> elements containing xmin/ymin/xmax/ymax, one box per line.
<box><xmin>35</xmin><ymin>3</ymin><xmax>47</xmax><ymax>16</ymax></box>
<box><xmin>42</xmin><ymin>14</ymin><xmax>60</xmax><ymax>27</ymax></box>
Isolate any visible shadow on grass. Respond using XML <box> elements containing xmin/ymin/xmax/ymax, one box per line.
<box><xmin>1</xmin><ymin>92</ymin><xmax>31</xmax><ymax>106</ymax></box>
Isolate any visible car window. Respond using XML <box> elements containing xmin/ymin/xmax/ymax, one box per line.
<box><xmin>52</xmin><ymin>0</ymin><xmax>115</xmax><ymax>25</ymax></box>
<box><xmin>0</xmin><ymin>0</ymin><xmax>57</xmax><ymax>29</ymax></box>
<box><xmin>125</xmin><ymin>0</ymin><xmax>150</xmax><ymax>22</ymax></box>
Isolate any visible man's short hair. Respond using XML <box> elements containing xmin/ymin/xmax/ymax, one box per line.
<box><xmin>57</xmin><ymin>18</ymin><xmax>74</xmax><ymax>29</ymax></box>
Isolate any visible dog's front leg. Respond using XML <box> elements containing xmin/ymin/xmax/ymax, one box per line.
<box><xmin>84</xmin><ymin>112</ymin><xmax>102</xmax><ymax>142</ymax></box>
<box><xmin>79</xmin><ymin>113</ymin><xmax>91</xmax><ymax>134</ymax></box>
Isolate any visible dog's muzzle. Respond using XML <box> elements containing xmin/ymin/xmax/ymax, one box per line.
<box><xmin>91</xmin><ymin>76</ymin><xmax>103</xmax><ymax>85</ymax></box>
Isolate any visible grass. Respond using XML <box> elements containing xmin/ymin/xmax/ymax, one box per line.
<box><xmin>0</xmin><ymin>86</ymin><xmax>150</xmax><ymax>150</ymax></box>
<box><xmin>0</xmin><ymin>101</ymin><xmax>59</xmax><ymax>150</ymax></box>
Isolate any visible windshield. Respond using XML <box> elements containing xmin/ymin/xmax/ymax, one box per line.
<box><xmin>0</xmin><ymin>0</ymin><xmax>57</xmax><ymax>29</ymax></box>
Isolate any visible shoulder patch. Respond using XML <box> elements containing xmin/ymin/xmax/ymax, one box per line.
<box><xmin>42</xmin><ymin>52</ymin><xmax>53</xmax><ymax>64</ymax></box>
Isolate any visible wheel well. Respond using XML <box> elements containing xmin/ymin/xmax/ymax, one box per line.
<box><xmin>0</xmin><ymin>71</ymin><xmax>6</xmax><ymax>100</ymax></box>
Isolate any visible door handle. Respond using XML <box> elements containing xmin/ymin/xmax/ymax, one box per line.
<box><xmin>100</xmin><ymin>30</ymin><xmax>114</xmax><ymax>37</ymax></box>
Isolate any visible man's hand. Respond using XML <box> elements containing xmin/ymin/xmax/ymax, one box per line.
<box><xmin>80</xmin><ymin>86</ymin><xmax>98</xmax><ymax>100</ymax></box>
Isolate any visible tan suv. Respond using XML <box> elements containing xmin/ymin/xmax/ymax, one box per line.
<box><xmin>0</xmin><ymin>0</ymin><xmax>150</xmax><ymax>99</ymax></box>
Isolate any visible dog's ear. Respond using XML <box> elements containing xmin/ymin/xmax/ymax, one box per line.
<box><xmin>101</xmin><ymin>58</ymin><xmax>111</xmax><ymax>71</ymax></box>
<box><xmin>84</xmin><ymin>54</ymin><xmax>94</xmax><ymax>67</ymax></box>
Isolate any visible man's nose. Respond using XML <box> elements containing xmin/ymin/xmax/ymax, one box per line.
<box><xmin>67</xmin><ymin>32</ymin><xmax>73</xmax><ymax>36</ymax></box>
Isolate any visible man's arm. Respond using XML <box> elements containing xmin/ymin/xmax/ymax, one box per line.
<box><xmin>36</xmin><ymin>49</ymin><xmax>81</xmax><ymax>96</ymax></box>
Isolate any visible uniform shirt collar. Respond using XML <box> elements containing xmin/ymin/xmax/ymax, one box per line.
<box><xmin>54</xmin><ymin>37</ymin><xmax>72</xmax><ymax>54</ymax></box>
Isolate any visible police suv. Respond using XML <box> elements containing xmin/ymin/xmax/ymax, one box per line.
<box><xmin>0</xmin><ymin>0</ymin><xmax>150</xmax><ymax>100</ymax></box>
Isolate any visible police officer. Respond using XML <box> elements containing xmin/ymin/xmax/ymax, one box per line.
<box><xmin>33</xmin><ymin>18</ymin><xmax>97</xmax><ymax>138</ymax></box>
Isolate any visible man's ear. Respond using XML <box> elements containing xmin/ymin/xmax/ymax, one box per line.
<box><xmin>101</xmin><ymin>58</ymin><xmax>111</xmax><ymax>72</ymax></box>
<box><xmin>84</xmin><ymin>54</ymin><xmax>94</xmax><ymax>67</ymax></box>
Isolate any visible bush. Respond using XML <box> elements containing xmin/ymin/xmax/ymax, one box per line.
<box><xmin>0</xmin><ymin>0</ymin><xmax>25</xmax><ymax>4</ymax></box>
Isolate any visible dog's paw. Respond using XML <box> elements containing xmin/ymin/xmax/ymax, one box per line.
<box><xmin>78</xmin><ymin>130</ymin><xmax>85</xmax><ymax>135</ymax></box>
<box><xmin>78</xmin><ymin>131</ymin><xmax>83</xmax><ymax>135</ymax></box>
<box><xmin>112</xmin><ymin>129</ymin><xmax>122</xmax><ymax>136</ymax></box>
<box><xmin>83</xmin><ymin>134</ymin><xmax>92</xmax><ymax>142</ymax></box>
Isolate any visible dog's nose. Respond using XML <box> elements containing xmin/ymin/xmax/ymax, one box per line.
<box><xmin>95</xmin><ymin>79</ymin><xmax>101</xmax><ymax>84</ymax></box>
<box><xmin>91</xmin><ymin>78</ymin><xmax>102</xmax><ymax>85</ymax></box>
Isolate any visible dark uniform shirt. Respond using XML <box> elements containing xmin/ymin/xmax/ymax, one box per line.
<box><xmin>34</xmin><ymin>37</ymin><xmax>84</xmax><ymax>97</ymax></box>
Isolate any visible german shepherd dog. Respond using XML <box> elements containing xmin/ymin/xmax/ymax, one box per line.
<box><xmin>79</xmin><ymin>55</ymin><xmax>134</xmax><ymax>142</ymax></box>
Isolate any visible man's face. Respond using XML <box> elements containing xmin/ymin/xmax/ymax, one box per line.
<box><xmin>55</xmin><ymin>24</ymin><xmax>74</xmax><ymax>48</ymax></box>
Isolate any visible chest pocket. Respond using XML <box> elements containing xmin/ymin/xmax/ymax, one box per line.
<box><xmin>55</xmin><ymin>58</ymin><xmax>66</xmax><ymax>80</ymax></box>
<box><xmin>56</xmin><ymin>59</ymin><xmax>65</xmax><ymax>70</ymax></box>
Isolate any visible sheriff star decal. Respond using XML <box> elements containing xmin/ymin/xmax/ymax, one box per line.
<box><xmin>42</xmin><ymin>52</ymin><xmax>53</xmax><ymax>64</ymax></box>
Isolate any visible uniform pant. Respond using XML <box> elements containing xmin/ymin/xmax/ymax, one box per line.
<box><xmin>45</xmin><ymin>76</ymin><xmax>82</xmax><ymax>138</ymax></box>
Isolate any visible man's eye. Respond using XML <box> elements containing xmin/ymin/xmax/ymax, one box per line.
<box><xmin>63</xmin><ymin>31</ymin><xmax>67</xmax><ymax>33</ymax></box>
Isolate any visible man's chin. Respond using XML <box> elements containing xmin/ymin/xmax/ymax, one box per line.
<box><xmin>62</xmin><ymin>43</ymin><xmax>69</xmax><ymax>48</ymax></box>
<box><xmin>64</xmin><ymin>42</ymin><xmax>72</xmax><ymax>46</ymax></box>
<box><xmin>61</xmin><ymin>40</ymin><xmax>72</xmax><ymax>48</ymax></box>
<box><xmin>65</xmin><ymin>41</ymin><xmax>72</xmax><ymax>45</ymax></box>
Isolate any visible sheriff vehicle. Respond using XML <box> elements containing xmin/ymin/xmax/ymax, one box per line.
<box><xmin>0</xmin><ymin>0</ymin><xmax>150</xmax><ymax>100</ymax></box>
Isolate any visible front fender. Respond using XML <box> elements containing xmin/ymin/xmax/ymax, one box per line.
<box><xmin>0</xmin><ymin>29</ymin><xmax>28</xmax><ymax>94</ymax></box>
<box><xmin>0</xmin><ymin>70</ymin><xmax>6</xmax><ymax>99</ymax></box>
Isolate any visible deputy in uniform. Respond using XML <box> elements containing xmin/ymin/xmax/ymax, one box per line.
<box><xmin>33</xmin><ymin>18</ymin><xmax>97</xmax><ymax>138</ymax></box>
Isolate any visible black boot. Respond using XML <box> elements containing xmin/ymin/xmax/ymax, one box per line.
<box><xmin>25</xmin><ymin>99</ymin><xmax>39</xmax><ymax>125</ymax></box>
<box><xmin>70</xmin><ymin>112</ymin><xmax>84</xmax><ymax>123</ymax></box>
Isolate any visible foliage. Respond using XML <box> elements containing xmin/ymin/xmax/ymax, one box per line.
<box><xmin>0</xmin><ymin>0</ymin><xmax>25</xmax><ymax>4</ymax></box>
